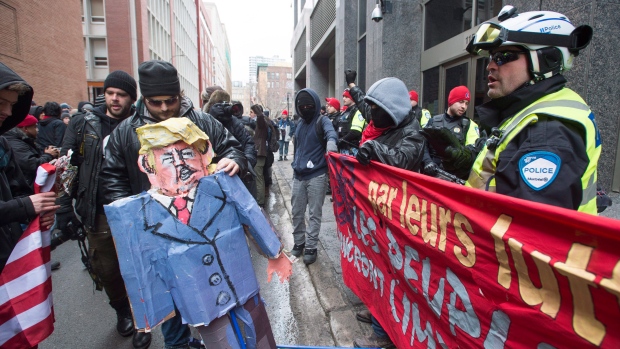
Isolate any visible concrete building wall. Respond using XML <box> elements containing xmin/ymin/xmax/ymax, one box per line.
<box><xmin>0</xmin><ymin>0</ymin><xmax>88</xmax><ymax>107</ymax></box>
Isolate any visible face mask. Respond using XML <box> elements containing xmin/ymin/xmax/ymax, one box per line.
<box><xmin>299</xmin><ymin>106</ymin><xmax>316</xmax><ymax>122</ymax></box>
<box><xmin>370</xmin><ymin>107</ymin><xmax>394</xmax><ymax>128</ymax></box>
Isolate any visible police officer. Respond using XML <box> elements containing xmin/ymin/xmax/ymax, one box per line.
<box><xmin>421</xmin><ymin>85</ymin><xmax>480</xmax><ymax>180</ymax></box>
<box><xmin>336</xmin><ymin>88</ymin><xmax>366</xmax><ymax>155</ymax></box>
<box><xmin>409</xmin><ymin>90</ymin><xmax>431</xmax><ymax>127</ymax></box>
<box><xmin>465</xmin><ymin>6</ymin><xmax>598</xmax><ymax>214</ymax></box>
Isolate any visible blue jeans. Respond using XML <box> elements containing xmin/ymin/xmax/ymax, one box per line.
<box><xmin>279</xmin><ymin>140</ymin><xmax>289</xmax><ymax>156</ymax></box>
<box><xmin>291</xmin><ymin>173</ymin><xmax>327</xmax><ymax>249</ymax></box>
<box><xmin>371</xmin><ymin>315</ymin><xmax>388</xmax><ymax>338</ymax></box>
<box><xmin>162</xmin><ymin>306</ymin><xmax>191</xmax><ymax>349</ymax></box>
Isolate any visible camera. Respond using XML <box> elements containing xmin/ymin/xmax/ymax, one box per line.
<box><xmin>371</xmin><ymin>4</ymin><xmax>383</xmax><ymax>22</ymax></box>
<box><xmin>51</xmin><ymin>219</ymin><xmax>86</xmax><ymax>250</ymax></box>
<box><xmin>216</xmin><ymin>101</ymin><xmax>243</xmax><ymax>117</ymax></box>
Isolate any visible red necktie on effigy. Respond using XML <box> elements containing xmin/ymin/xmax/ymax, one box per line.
<box><xmin>173</xmin><ymin>196</ymin><xmax>190</xmax><ymax>224</ymax></box>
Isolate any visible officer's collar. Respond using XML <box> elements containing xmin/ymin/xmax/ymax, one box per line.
<box><xmin>476</xmin><ymin>74</ymin><xmax>566</xmax><ymax>128</ymax></box>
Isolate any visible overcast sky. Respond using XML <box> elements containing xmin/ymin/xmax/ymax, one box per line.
<box><xmin>206</xmin><ymin>0</ymin><xmax>294</xmax><ymax>83</ymax></box>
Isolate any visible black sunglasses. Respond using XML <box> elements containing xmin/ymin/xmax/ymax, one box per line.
<box><xmin>490</xmin><ymin>51</ymin><xmax>525</xmax><ymax>67</ymax></box>
<box><xmin>145</xmin><ymin>96</ymin><xmax>179</xmax><ymax>107</ymax></box>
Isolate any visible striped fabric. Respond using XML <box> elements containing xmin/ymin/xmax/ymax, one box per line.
<box><xmin>0</xmin><ymin>163</ymin><xmax>56</xmax><ymax>348</ymax></box>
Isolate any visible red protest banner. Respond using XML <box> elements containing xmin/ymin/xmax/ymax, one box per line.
<box><xmin>327</xmin><ymin>153</ymin><xmax>620</xmax><ymax>349</ymax></box>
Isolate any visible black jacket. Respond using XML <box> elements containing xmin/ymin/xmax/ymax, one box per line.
<box><xmin>360</xmin><ymin>110</ymin><xmax>425</xmax><ymax>172</ymax></box>
<box><xmin>60</xmin><ymin>106</ymin><xmax>122</xmax><ymax>228</ymax></box>
<box><xmin>36</xmin><ymin>116</ymin><xmax>66</xmax><ymax>151</ymax></box>
<box><xmin>212</xmin><ymin>113</ymin><xmax>257</xmax><ymax>169</ymax></box>
<box><xmin>101</xmin><ymin>97</ymin><xmax>247</xmax><ymax>203</ymax></box>
<box><xmin>475</xmin><ymin>75</ymin><xmax>588</xmax><ymax>210</ymax></box>
<box><xmin>4</xmin><ymin>128</ymin><xmax>54</xmax><ymax>187</ymax></box>
<box><xmin>0</xmin><ymin>62</ymin><xmax>36</xmax><ymax>273</ymax></box>
<box><xmin>349</xmin><ymin>86</ymin><xmax>370</xmax><ymax>122</ymax></box>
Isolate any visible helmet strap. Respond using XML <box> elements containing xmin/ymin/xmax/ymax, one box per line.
<box><xmin>527</xmin><ymin>47</ymin><xmax>564</xmax><ymax>82</ymax></box>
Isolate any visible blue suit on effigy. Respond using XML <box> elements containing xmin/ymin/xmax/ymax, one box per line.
<box><xmin>105</xmin><ymin>173</ymin><xmax>281</xmax><ymax>330</ymax></box>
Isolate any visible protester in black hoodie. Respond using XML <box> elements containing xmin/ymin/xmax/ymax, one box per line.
<box><xmin>0</xmin><ymin>62</ymin><xmax>59</xmax><ymax>273</ymax></box>
<box><xmin>36</xmin><ymin>101</ymin><xmax>66</xmax><ymax>152</ymax></box>
<box><xmin>59</xmin><ymin>70</ymin><xmax>151</xmax><ymax>349</ymax></box>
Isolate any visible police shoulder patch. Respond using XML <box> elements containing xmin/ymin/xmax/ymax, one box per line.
<box><xmin>518</xmin><ymin>151</ymin><xmax>561</xmax><ymax>191</ymax></box>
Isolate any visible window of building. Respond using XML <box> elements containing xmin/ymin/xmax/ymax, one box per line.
<box><xmin>287</xmin><ymin>73</ymin><xmax>292</xmax><ymax>79</ymax></box>
<box><xmin>90</xmin><ymin>0</ymin><xmax>105</xmax><ymax>23</ymax></box>
<box><xmin>357</xmin><ymin>0</ymin><xmax>367</xmax><ymax>91</ymax></box>
<box><xmin>276</xmin><ymin>73</ymin><xmax>280</xmax><ymax>79</ymax></box>
<box><xmin>422</xmin><ymin>67</ymin><xmax>439</xmax><ymax>115</ymax></box>
<box><xmin>92</xmin><ymin>38</ymin><xmax>108</xmax><ymax>67</ymax></box>
<box><xmin>424</xmin><ymin>0</ymin><xmax>500</xmax><ymax>50</ymax></box>
<box><xmin>444</xmin><ymin>62</ymin><xmax>468</xmax><ymax>105</ymax></box>
<box><xmin>473</xmin><ymin>57</ymin><xmax>491</xmax><ymax>124</ymax></box>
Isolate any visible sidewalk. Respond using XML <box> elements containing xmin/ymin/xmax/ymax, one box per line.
<box><xmin>269</xmin><ymin>151</ymin><xmax>373</xmax><ymax>348</ymax></box>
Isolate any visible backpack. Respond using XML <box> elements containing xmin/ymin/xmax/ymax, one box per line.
<box><xmin>267</xmin><ymin>122</ymin><xmax>280</xmax><ymax>152</ymax></box>
<box><xmin>314</xmin><ymin>115</ymin><xmax>328</xmax><ymax>150</ymax></box>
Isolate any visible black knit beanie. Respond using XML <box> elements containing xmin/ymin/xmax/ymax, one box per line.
<box><xmin>104</xmin><ymin>70</ymin><xmax>137</xmax><ymax>101</ymax></box>
<box><xmin>138</xmin><ymin>60</ymin><xmax>180</xmax><ymax>98</ymax></box>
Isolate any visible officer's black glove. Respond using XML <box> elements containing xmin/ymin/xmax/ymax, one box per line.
<box><xmin>345</xmin><ymin>69</ymin><xmax>357</xmax><ymax>85</ymax></box>
<box><xmin>423</xmin><ymin>162</ymin><xmax>439</xmax><ymax>177</ymax></box>
<box><xmin>419</xmin><ymin>126</ymin><xmax>462</xmax><ymax>159</ymax></box>
<box><xmin>444</xmin><ymin>145</ymin><xmax>473</xmax><ymax>170</ymax></box>
<box><xmin>356</xmin><ymin>144</ymin><xmax>373</xmax><ymax>165</ymax></box>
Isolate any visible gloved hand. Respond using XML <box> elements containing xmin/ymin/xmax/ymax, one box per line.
<box><xmin>55</xmin><ymin>210</ymin><xmax>78</xmax><ymax>233</ymax></box>
<box><xmin>326</xmin><ymin>140</ymin><xmax>338</xmax><ymax>153</ymax></box>
<box><xmin>345</xmin><ymin>69</ymin><xmax>357</xmax><ymax>85</ymax></box>
<box><xmin>444</xmin><ymin>145</ymin><xmax>473</xmax><ymax>170</ymax></box>
<box><xmin>419</xmin><ymin>126</ymin><xmax>462</xmax><ymax>158</ymax></box>
<box><xmin>423</xmin><ymin>162</ymin><xmax>438</xmax><ymax>177</ymax></box>
<box><xmin>356</xmin><ymin>144</ymin><xmax>373</xmax><ymax>165</ymax></box>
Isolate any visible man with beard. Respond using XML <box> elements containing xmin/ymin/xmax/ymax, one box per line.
<box><xmin>421</xmin><ymin>85</ymin><xmax>481</xmax><ymax>180</ymax></box>
<box><xmin>59</xmin><ymin>70</ymin><xmax>152</xmax><ymax>349</ymax></box>
<box><xmin>101</xmin><ymin>60</ymin><xmax>247</xmax><ymax>349</ymax></box>
<box><xmin>290</xmin><ymin>88</ymin><xmax>338</xmax><ymax>265</ymax></box>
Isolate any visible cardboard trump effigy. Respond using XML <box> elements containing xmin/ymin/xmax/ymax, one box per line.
<box><xmin>104</xmin><ymin>117</ymin><xmax>292</xmax><ymax>348</ymax></box>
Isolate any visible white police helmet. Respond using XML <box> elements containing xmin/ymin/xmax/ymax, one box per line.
<box><xmin>467</xmin><ymin>6</ymin><xmax>592</xmax><ymax>81</ymax></box>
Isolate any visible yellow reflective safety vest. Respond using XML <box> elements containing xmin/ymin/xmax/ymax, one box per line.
<box><xmin>466</xmin><ymin>88</ymin><xmax>600</xmax><ymax>215</ymax></box>
<box><xmin>420</xmin><ymin>109</ymin><xmax>432</xmax><ymax>127</ymax></box>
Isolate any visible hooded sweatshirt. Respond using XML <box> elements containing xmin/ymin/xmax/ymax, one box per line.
<box><xmin>363</xmin><ymin>77</ymin><xmax>411</xmax><ymax>128</ymax></box>
<box><xmin>0</xmin><ymin>62</ymin><xmax>36</xmax><ymax>273</ymax></box>
<box><xmin>292</xmin><ymin>89</ymin><xmax>337</xmax><ymax>180</ymax></box>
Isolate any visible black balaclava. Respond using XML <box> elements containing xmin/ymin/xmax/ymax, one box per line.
<box><xmin>370</xmin><ymin>106</ymin><xmax>395</xmax><ymax>128</ymax></box>
<box><xmin>296</xmin><ymin>92</ymin><xmax>316</xmax><ymax>123</ymax></box>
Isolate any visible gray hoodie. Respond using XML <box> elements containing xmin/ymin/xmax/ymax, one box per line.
<box><xmin>364</xmin><ymin>77</ymin><xmax>411</xmax><ymax>127</ymax></box>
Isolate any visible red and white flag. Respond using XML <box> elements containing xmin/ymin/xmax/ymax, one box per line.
<box><xmin>0</xmin><ymin>163</ymin><xmax>56</xmax><ymax>348</ymax></box>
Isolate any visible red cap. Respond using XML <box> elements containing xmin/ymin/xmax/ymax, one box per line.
<box><xmin>17</xmin><ymin>115</ymin><xmax>38</xmax><ymax>128</ymax></box>
<box><xmin>343</xmin><ymin>89</ymin><xmax>352</xmax><ymax>99</ymax></box>
<box><xmin>409</xmin><ymin>90</ymin><xmax>419</xmax><ymax>103</ymax></box>
<box><xmin>448</xmin><ymin>85</ymin><xmax>471</xmax><ymax>106</ymax></box>
<box><xmin>325</xmin><ymin>97</ymin><xmax>340</xmax><ymax>111</ymax></box>
<box><xmin>282</xmin><ymin>110</ymin><xmax>288</xmax><ymax>116</ymax></box>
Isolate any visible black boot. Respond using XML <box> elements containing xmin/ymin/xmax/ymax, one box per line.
<box><xmin>110</xmin><ymin>299</ymin><xmax>134</xmax><ymax>337</ymax></box>
<box><xmin>133</xmin><ymin>331</ymin><xmax>152</xmax><ymax>349</ymax></box>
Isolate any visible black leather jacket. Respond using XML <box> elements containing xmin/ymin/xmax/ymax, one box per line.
<box><xmin>4</xmin><ymin>128</ymin><xmax>54</xmax><ymax>187</ymax></box>
<box><xmin>100</xmin><ymin>97</ymin><xmax>247</xmax><ymax>203</ymax></box>
<box><xmin>60</xmin><ymin>109</ymin><xmax>114</xmax><ymax>228</ymax></box>
<box><xmin>360</xmin><ymin>110</ymin><xmax>425</xmax><ymax>172</ymax></box>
